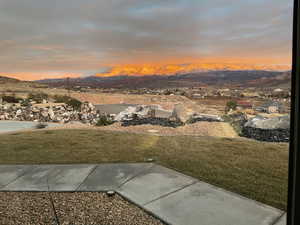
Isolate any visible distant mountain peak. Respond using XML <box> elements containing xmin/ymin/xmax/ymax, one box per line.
<box><xmin>95</xmin><ymin>63</ymin><xmax>291</xmax><ymax>77</ymax></box>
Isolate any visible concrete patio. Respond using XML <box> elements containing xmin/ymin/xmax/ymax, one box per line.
<box><xmin>0</xmin><ymin>163</ymin><xmax>286</xmax><ymax>225</ymax></box>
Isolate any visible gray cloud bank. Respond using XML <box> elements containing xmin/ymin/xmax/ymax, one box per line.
<box><xmin>0</xmin><ymin>0</ymin><xmax>293</xmax><ymax>77</ymax></box>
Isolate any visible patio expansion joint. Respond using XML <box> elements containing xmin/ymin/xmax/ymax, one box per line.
<box><xmin>117</xmin><ymin>163</ymin><xmax>156</xmax><ymax>189</ymax></box>
<box><xmin>75</xmin><ymin>165</ymin><xmax>98</xmax><ymax>191</ymax></box>
<box><xmin>143</xmin><ymin>180</ymin><xmax>198</xmax><ymax>206</ymax></box>
<box><xmin>0</xmin><ymin>165</ymin><xmax>36</xmax><ymax>189</ymax></box>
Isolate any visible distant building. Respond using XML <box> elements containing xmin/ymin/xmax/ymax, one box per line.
<box><xmin>255</xmin><ymin>101</ymin><xmax>285</xmax><ymax>114</ymax></box>
<box><xmin>273</xmin><ymin>88</ymin><xmax>283</xmax><ymax>92</ymax></box>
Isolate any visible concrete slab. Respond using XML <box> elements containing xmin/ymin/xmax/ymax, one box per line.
<box><xmin>0</xmin><ymin>165</ymin><xmax>34</xmax><ymax>188</ymax></box>
<box><xmin>77</xmin><ymin>163</ymin><xmax>153</xmax><ymax>191</ymax></box>
<box><xmin>274</xmin><ymin>214</ymin><xmax>286</xmax><ymax>225</ymax></box>
<box><xmin>117</xmin><ymin>165</ymin><xmax>197</xmax><ymax>205</ymax></box>
<box><xmin>0</xmin><ymin>120</ymin><xmax>60</xmax><ymax>133</ymax></box>
<box><xmin>144</xmin><ymin>181</ymin><xmax>283</xmax><ymax>225</ymax></box>
<box><xmin>47</xmin><ymin>164</ymin><xmax>96</xmax><ymax>191</ymax></box>
<box><xmin>2</xmin><ymin>165</ymin><xmax>52</xmax><ymax>191</ymax></box>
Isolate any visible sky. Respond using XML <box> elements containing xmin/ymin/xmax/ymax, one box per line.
<box><xmin>0</xmin><ymin>0</ymin><xmax>294</xmax><ymax>80</ymax></box>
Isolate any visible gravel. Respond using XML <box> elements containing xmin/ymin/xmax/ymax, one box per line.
<box><xmin>0</xmin><ymin>192</ymin><xmax>56</xmax><ymax>225</ymax></box>
<box><xmin>0</xmin><ymin>192</ymin><xmax>164</xmax><ymax>225</ymax></box>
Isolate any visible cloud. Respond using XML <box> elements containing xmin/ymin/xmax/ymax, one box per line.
<box><xmin>0</xmin><ymin>0</ymin><xmax>293</xmax><ymax>79</ymax></box>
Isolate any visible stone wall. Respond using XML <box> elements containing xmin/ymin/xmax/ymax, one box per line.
<box><xmin>241</xmin><ymin>126</ymin><xmax>289</xmax><ymax>142</ymax></box>
<box><xmin>121</xmin><ymin>117</ymin><xmax>184</xmax><ymax>128</ymax></box>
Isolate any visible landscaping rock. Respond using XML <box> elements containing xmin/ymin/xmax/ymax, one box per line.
<box><xmin>242</xmin><ymin>115</ymin><xmax>290</xmax><ymax>142</ymax></box>
<box><xmin>171</xmin><ymin>103</ymin><xmax>195</xmax><ymax>123</ymax></box>
<box><xmin>114</xmin><ymin>105</ymin><xmax>158</xmax><ymax>122</ymax></box>
<box><xmin>121</xmin><ymin>117</ymin><xmax>184</xmax><ymax>128</ymax></box>
<box><xmin>244</xmin><ymin>115</ymin><xmax>290</xmax><ymax>130</ymax></box>
<box><xmin>0</xmin><ymin>102</ymin><xmax>101</xmax><ymax>125</ymax></box>
<box><xmin>188</xmin><ymin>113</ymin><xmax>224</xmax><ymax>123</ymax></box>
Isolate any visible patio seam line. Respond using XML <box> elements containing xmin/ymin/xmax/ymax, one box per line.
<box><xmin>117</xmin><ymin>163</ymin><xmax>155</xmax><ymax>189</ymax></box>
<box><xmin>143</xmin><ymin>180</ymin><xmax>198</xmax><ymax>206</ymax></box>
<box><xmin>270</xmin><ymin>212</ymin><xmax>286</xmax><ymax>225</ymax></box>
<box><xmin>0</xmin><ymin>165</ymin><xmax>36</xmax><ymax>189</ymax></box>
<box><xmin>46</xmin><ymin>166</ymin><xmax>65</xmax><ymax>190</ymax></box>
<box><xmin>75</xmin><ymin>165</ymin><xmax>98</xmax><ymax>191</ymax></box>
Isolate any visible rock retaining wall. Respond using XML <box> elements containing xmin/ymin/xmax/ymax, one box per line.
<box><xmin>121</xmin><ymin>118</ymin><xmax>184</xmax><ymax>128</ymax></box>
<box><xmin>242</xmin><ymin>127</ymin><xmax>289</xmax><ymax>142</ymax></box>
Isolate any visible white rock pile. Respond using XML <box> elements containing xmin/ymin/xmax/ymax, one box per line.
<box><xmin>0</xmin><ymin>102</ymin><xmax>101</xmax><ymax>125</ymax></box>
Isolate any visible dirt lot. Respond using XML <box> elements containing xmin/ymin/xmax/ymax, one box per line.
<box><xmin>2</xmin><ymin>84</ymin><xmax>220</xmax><ymax>115</ymax></box>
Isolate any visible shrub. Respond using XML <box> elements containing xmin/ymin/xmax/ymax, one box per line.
<box><xmin>1</xmin><ymin>95</ymin><xmax>22</xmax><ymax>103</ymax></box>
<box><xmin>66</xmin><ymin>98</ymin><xmax>82</xmax><ymax>110</ymax></box>
<box><xmin>27</xmin><ymin>92</ymin><xmax>48</xmax><ymax>103</ymax></box>
<box><xmin>53</xmin><ymin>95</ymin><xmax>70</xmax><ymax>103</ymax></box>
<box><xmin>96</xmin><ymin>115</ymin><xmax>114</xmax><ymax>126</ymax></box>
<box><xmin>225</xmin><ymin>100</ymin><xmax>237</xmax><ymax>113</ymax></box>
<box><xmin>52</xmin><ymin>95</ymin><xmax>82</xmax><ymax>110</ymax></box>
<box><xmin>20</xmin><ymin>99</ymin><xmax>31</xmax><ymax>107</ymax></box>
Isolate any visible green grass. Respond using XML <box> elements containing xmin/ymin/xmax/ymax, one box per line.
<box><xmin>0</xmin><ymin>129</ymin><xmax>288</xmax><ymax>210</ymax></box>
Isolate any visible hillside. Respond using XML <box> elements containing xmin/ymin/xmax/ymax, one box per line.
<box><xmin>0</xmin><ymin>76</ymin><xmax>21</xmax><ymax>84</ymax></box>
<box><xmin>245</xmin><ymin>71</ymin><xmax>291</xmax><ymax>88</ymax></box>
<box><xmin>0</xmin><ymin>75</ymin><xmax>48</xmax><ymax>94</ymax></box>
<box><xmin>37</xmin><ymin>70</ymin><xmax>291</xmax><ymax>89</ymax></box>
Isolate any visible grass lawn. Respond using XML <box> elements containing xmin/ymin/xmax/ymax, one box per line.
<box><xmin>0</xmin><ymin>129</ymin><xmax>288</xmax><ymax>210</ymax></box>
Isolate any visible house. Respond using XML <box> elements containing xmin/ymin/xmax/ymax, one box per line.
<box><xmin>255</xmin><ymin>101</ymin><xmax>285</xmax><ymax>114</ymax></box>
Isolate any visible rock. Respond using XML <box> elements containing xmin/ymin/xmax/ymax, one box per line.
<box><xmin>148</xmin><ymin>129</ymin><xmax>159</xmax><ymax>133</ymax></box>
<box><xmin>242</xmin><ymin>115</ymin><xmax>290</xmax><ymax>142</ymax></box>
<box><xmin>48</xmin><ymin>108</ymin><xmax>55</xmax><ymax>120</ymax></box>
<box><xmin>0</xmin><ymin>101</ymin><xmax>102</xmax><ymax>125</ymax></box>
<box><xmin>114</xmin><ymin>105</ymin><xmax>152</xmax><ymax>122</ymax></box>
<box><xmin>88</xmin><ymin>102</ymin><xmax>95</xmax><ymax>110</ymax></box>
<box><xmin>40</xmin><ymin>110</ymin><xmax>48</xmax><ymax>118</ymax></box>
<box><xmin>188</xmin><ymin>113</ymin><xmax>223</xmax><ymax>123</ymax></box>
<box><xmin>244</xmin><ymin>115</ymin><xmax>290</xmax><ymax>130</ymax></box>
<box><xmin>121</xmin><ymin>117</ymin><xmax>184</xmax><ymax>128</ymax></box>
<box><xmin>16</xmin><ymin>109</ymin><xmax>22</xmax><ymax>116</ymax></box>
<box><xmin>171</xmin><ymin>103</ymin><xmax>195</xmax><ymax>123</ymax></box>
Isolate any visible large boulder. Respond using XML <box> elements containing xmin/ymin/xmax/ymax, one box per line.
<box><xmin>171</xmin><ymin>103</ymin><xmax>195</xmax><ymax>123</ymax></box>
<box><xmin>242</xmin><ymin>115</ymin><xmax>290</xmax><ymax>142</ymax></box>
<box><xmin>114</xmin><ymin>105</ymin><xmax>157</xmax><ymax>122</ymax></box>
<box><xmin>244</xmin><ymin>115</ymin><xmax>290</xmax><ymax>130</ymax></box>
<box><xmin>48</xmin><ymin>107</ymin><xmax>55</xmax><ymax>120</ymax></box>
<box><xmin>188</xmin><ymin>113</ymin><xmax>224</xmax><ymax>123</ymax></box>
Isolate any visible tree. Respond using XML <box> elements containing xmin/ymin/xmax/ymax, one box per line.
<box><xmin>225</xmin><ymin>100</ymin><xmax>237</xmax><ymax>113</ymax></box>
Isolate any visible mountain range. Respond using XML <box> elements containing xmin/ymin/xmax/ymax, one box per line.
<box><xmin>36</xmin><ymin>70</ymin><xmax>291</xmax><ymax>89</ymax></box>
